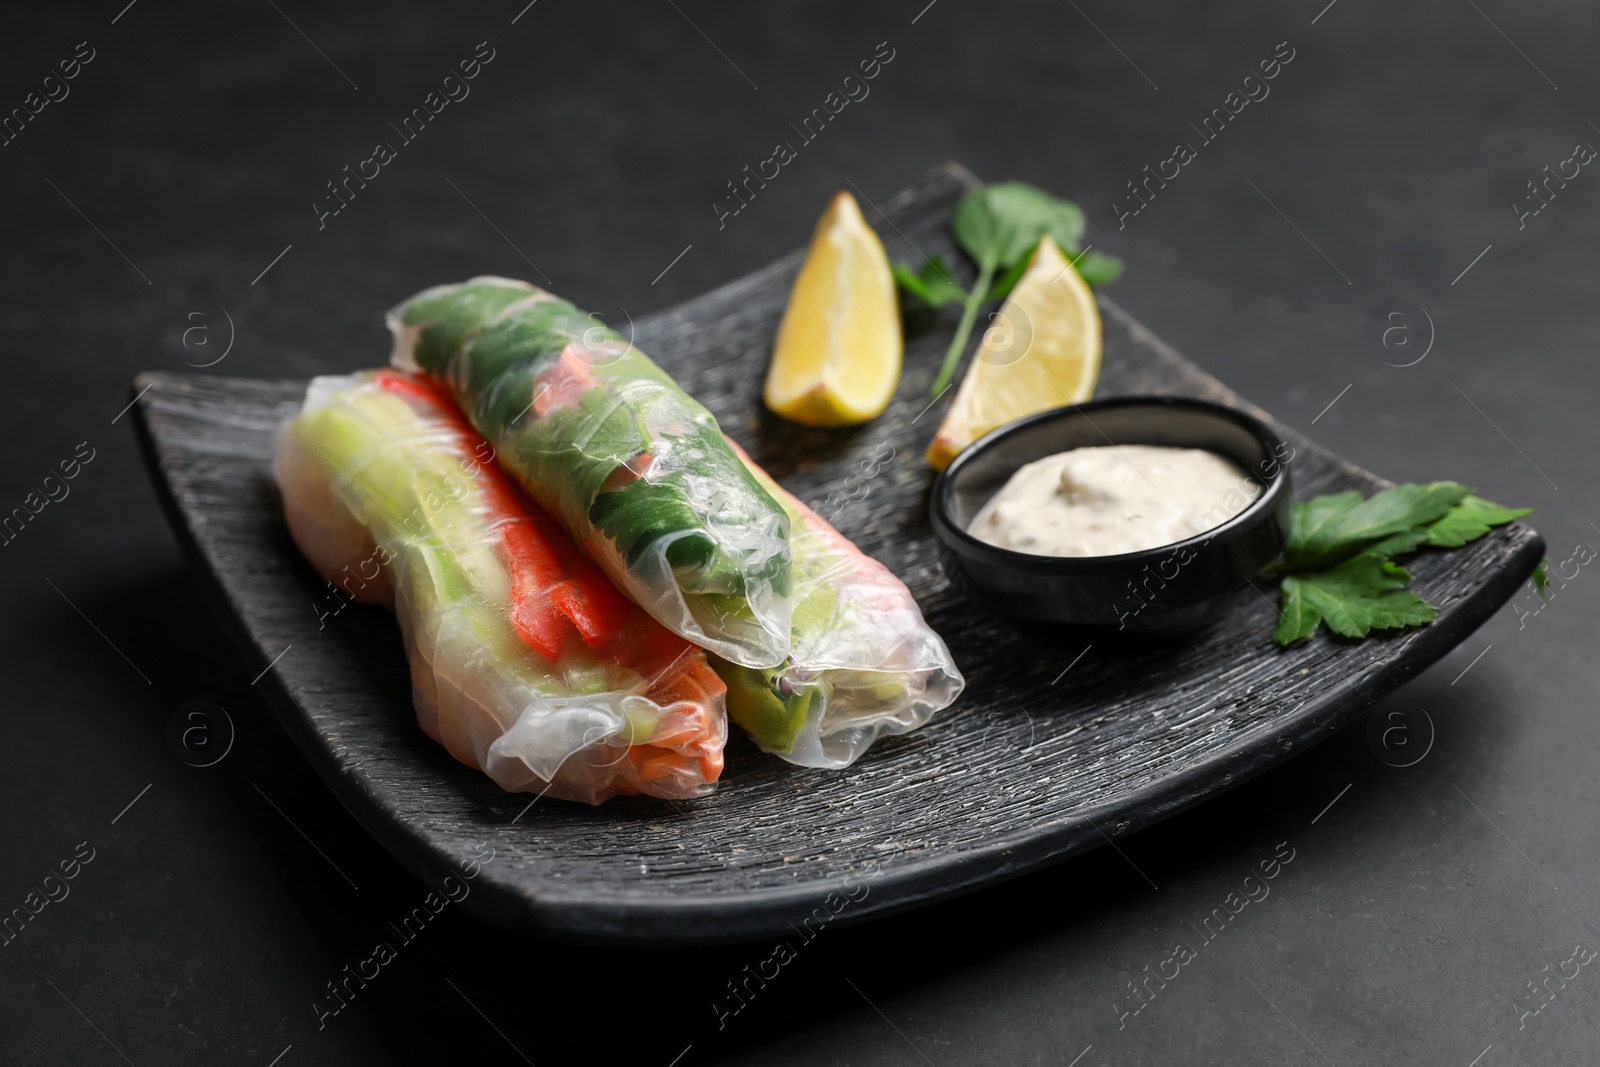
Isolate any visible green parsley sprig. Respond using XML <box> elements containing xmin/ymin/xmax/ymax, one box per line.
<box><xmin>1270</xmin><ymin>482</ymin><xmax>1533</xmax><ymax>646</ymax></box>
<box><xmin>892</xmin><ymin>181</ymin><xmax>1123</xmax><ymax>398</ymax></box>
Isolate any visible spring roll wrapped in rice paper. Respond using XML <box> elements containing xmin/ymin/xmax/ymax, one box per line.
<box><xmin>388</xmin><ymin>276</ymin><xmax>793</xmax><ymax>669</ymax></box>
<box><xmin>711</xmin><ymin>441</ymin><xmax>965</xmax><ymax>768</ymax></box>
<box><xmin>273</xmin><ymin>370</ymin><xmax>727</xmax><ymax>804</ymax></box>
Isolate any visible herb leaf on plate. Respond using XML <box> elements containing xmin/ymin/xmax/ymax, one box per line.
<box><xmin>1423</xmin><ymin>495</ymin><xmax>1536</xmax><ymax>548</ymax></box>
<box><xmin>893</xmin><ymin>181</ymin><xmax>1123</xmax><ymax>397</ymax></box>
<box><xmin>985</xmin><ymin>244</ymin><xmax>1036</xmax><ymax>303</ymax></box>
<box><xmin>1282</xmin><ymin>481</ymin><xmax>1471</xmax><ymax>571</ymax></box>
<box><xmin>951</xmin><ymin>182</ymin><xmax>1085</xmax><ymax>270</ymax></box>
<box><xmin>1067</xmin><ymin>249</ymin><xmax>1124</xmax><ymax>288</ymax></box>
<box><xmin>1273</xmin><ymin>556</ymin><xmax>1437</xmax><ymax>645</ymax></box>
<box><xmin>890</xmin><ymin>257</ymin><xmax>965</xmax><ymax>310</ymax></box>
<box><xmin>1271</xmin><ymin>482</ymin><xmax>1533</xmax><ymax>646</ymax></box>
<box><xmin>987</xmin><ymin>242</ymin><xmax>1125</xmax><ymax>302</ymax></box>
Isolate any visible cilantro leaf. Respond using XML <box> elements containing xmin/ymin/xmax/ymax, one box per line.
<box><xmin>892</xmin><ymin>257</ymin><xmax>965</xmax><ymax>310</ymax></box>
<box><xmin>1423</xmin><ymin>495</ymin><xmax>1535</xmax><ymax>548</ymax></box>
<box><xmin>1283</xmin><ymin>482</ymin><xmax>1471</xmax><ymax>571</ymax></box>
<box><xmin>1272</xmin><ymin>556</ymin><xmax>1438</xmax><ymax>646</ymax></box>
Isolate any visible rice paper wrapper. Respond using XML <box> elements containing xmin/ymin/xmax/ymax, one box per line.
<box><xmin>717</xmin><ymin>443</ymin><xmax>965</xmax><ymax>768</ymax></box>
<box><xmin>387</xmin><ymin>276</ymin><xmax>794</xmax><ymax>669</ymax></box>
<box><xmin>273</xmin><ymin>371</ymin><xmax>727</xmax><ymax>805</ymax></box>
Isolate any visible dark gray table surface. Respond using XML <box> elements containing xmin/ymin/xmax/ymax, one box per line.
<box><xmin>2</xmin><ymin>2</ymin><xmax>1594</xmax><ymax>1064</ymax></box>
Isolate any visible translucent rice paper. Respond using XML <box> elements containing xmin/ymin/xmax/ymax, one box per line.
<box><xmin>715</xmin><ymin>442</ymin><xmax>965</xmax><ymax>768</ymax></box>
<box><xmin>388</xmin><ymin>276</ymin><xmax>793</xmax><ymax>669</ymax></box>
<box><xmin>273</xmin><ymin>371</ymin><xmax>727</xmax><ymax>805</ymax></box>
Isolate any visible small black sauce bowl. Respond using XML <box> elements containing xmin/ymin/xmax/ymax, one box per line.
<box><xmin>930</xmin><ymin>396</ymin><xmax>1293</xmax><ymax>637</ymax></box>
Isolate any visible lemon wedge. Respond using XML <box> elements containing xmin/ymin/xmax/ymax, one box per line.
<box><xmin>764</xmin><ymin>192</ymin><xmax>902</xmax><ymax>427</ymax></box>
<box><xmin>926</xmin><ymin>235</ymin><xmax>1101</xmax><ymax>470</ymax></box>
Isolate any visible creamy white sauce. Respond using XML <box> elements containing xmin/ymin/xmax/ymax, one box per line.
<box><xmin>969</xmin><ymin>445</ymin><xmax>1259</xmax><ymax>557</ymax></box>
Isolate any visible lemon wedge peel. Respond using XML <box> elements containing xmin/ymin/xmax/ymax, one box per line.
<box><xmin>926</xmin><ymin>236</ymin><xmax>1101</xmax><ymax>470</ymax></box>
<box><xmin>763</xmin><ymin>192</ymin><xmax>903</xmax><ymax>428</ymax></box>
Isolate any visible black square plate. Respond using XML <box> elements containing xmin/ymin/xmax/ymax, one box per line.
<box><xmin>133</xmin><ymin>163</ymin><xmax>1542</xmax><ymax>945</ymax></box>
